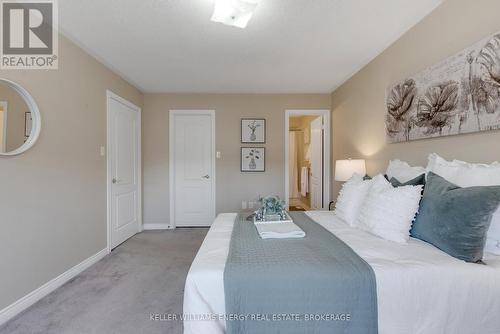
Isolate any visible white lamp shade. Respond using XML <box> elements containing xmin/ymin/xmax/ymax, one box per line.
<box><xmin>335</xmin><ymin>159</ymin><xmax>366</xmax><ymax>182</ymax></box>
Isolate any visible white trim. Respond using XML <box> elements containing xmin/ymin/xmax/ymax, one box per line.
<box><xmin>0</xmin><ymin>79</ymin><xmax>41</xmax><ymax>156</ymax></box>
<box><xmin>284</xmin><ymin>109</ymin><xmax>331</xmax><ymax>209</ymax></box>
<box><xmin>0</xmin><ymin>101</ymin><xmax>7</xmax><ymax>153</ymax></box>
<box><xmin>0</xmin><ymin>248</ymin><xmax>107</xmax><ymax>326</ymax></box>
<box><xmin>106</xmin><ymin>90</ymin><xmax>142</xmax><ymax>252</ymax></box>
<box><xmin>169</xmin><ymin>110</ymin><xmax>216</xmax><ymax>229</ymax></box>
<box><xmin>143</xmin><ymin>223</ymin><xmax>171</xmax><ymax>230</ymax></box>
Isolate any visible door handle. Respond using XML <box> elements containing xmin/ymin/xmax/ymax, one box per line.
<box><xmin>202</xmin><ymin>175</ymin><xmax>210</xmax><ymax>179</ymax></box>
<box><xmin>112</xmin><ymin>178</ymin><xmax>120</xmax><ymax>184</ymax></box>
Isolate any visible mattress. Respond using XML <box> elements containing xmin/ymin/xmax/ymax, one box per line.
<box><xmin>183</xmin><ymin>211</ymin><xmax>500</xmax><ymax>334</ymax></box>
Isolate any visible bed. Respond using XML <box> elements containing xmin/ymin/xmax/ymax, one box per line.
<box><xmin>183</xmin><ymin>211</ymin><xmax>500</xmax><ymax>334</ymax></box>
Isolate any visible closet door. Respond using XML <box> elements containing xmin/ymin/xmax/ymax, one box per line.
<box><xmin>108</xmin><ymin>92</ymin><xmax>141</xmax><ymax>249</ymax></box>
<box><xmin>170</xmin><ymin>110</ymin><xmax>215</xmax><ymax>227</ymax></box>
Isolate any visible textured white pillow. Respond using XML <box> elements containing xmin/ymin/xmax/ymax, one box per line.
<box><xmin>426</xmin><ymin>153</ymin><xmax>462</xmax><ymax>182</ymax></box>
<box><xmin>426</xmin><ymin>153</ymin><xmax>500</xmax><ymax>255</ymax></box>
<box><xmin>486</xmin><ymin>239</ymin><xmax>500</xmax><ymax>255</ymax></box>
<box><xmin>334</xmin><ymin>174</ymin><xmax>374</xmax><ymax>226</ymax></box>
<box><xmin>386</xmin><ymin>159</ymin><xmax>426</xmax><ymax>183</ymax></box>
<box><xmin>356</xmin><ymin>175</ymin><xmax>423</xmax><ymax>243</ymax></box>
<box><xmin>486</xmin><ymin>213</ymin><xmax>500</xmax><ymax>255</ymax></box>
<box><xmin>426</xmin><ymin>153</ymin><xmax>500</xmax><ymax>186</ymax></box>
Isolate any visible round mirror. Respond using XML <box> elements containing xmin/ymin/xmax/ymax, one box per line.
<box><xmin>0</xmin><ymin>79</ymin><xmax>41</xmax><ymax>156</ymax></box>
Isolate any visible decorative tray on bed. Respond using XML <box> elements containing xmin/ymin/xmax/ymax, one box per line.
<box><xmin>253</xmin><ymin>211</ymin><xmax>293</xmax><ymax>224</ymax></box>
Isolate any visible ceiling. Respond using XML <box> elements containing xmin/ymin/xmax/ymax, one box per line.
<box><xmin>58</xmin><ymin>0</ymin><xmax>443</xmax><ymax>93</ymax></box>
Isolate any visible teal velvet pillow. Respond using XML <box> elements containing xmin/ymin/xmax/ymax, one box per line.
<box><xmin>388</xmin><ymin>174</ymin><xmax>426</xmax><ymax>187</ymax></box>
<box><xmin>411</xmin><ymin>172</ymin><xmax>500</xmax><ymax>262</ymax></box>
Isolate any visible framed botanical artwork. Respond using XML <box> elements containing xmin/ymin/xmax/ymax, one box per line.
<box><xmin>385</xmin><ymin>31</ymin><xmax>500</xmax><ymax>143</ymax></box>
<box><xmin>241</xmin><ymin>147</ymin><xmax>265</xmax><ymax>172</ymax></box>
<box><xmin>241</xmin><ymin>118</ymin><xmax>265</xmax><ymax>143</ymax></box>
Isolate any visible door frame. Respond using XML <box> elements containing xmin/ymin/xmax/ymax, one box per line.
<box><xmin>169</xmin><ymin>110</ymin><xmax>216</xmax><ymax>229</ymax></box>
<box><xmin>0</xmin><ymin>101</ymin><xmax>7</xmax><ymax>153</ymax></box>
<box><xmin>284</xmin><ymin>109</ymin><xmax>330</xmax><ymax>209</ymax></box>
<box><xmin>106</xmin><ymin>90</ymin><xmax>142</xmax><ymax>253</ymax></box>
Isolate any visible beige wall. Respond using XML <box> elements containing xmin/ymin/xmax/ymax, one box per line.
<box><xmin>331</xmin><ymin>0</ymin><xmax>500</xmax><ymax>197</ymax></box>
<box><xmin>142</xmin><ymin>94</ymin><xmax>330</xmax><ymax>224</ymax></box>
<box><xmin>0</xmin><ymin>84</ymin><xmax>29</xmax><ymax>152</ymax></box>
<box><xmin>0</xmin><ymin>35</ymin><xmax>143</xmax><ymax>310</ymax></box>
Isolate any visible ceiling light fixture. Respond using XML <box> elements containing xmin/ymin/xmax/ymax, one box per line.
<box><xmin>210</xmin><ymin>0</ymin><xmax>261</xmax><ymax>29</ymax></box>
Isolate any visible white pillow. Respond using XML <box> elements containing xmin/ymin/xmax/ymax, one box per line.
<box><xmin>425</xmin><ymin>153</ymin><xmax>462</xmax><ymax>182</ymax></box>
<box><xmin>486</xmin><ymin>213</ymin><xmax>500</xmax><ymax>255</ymax></box>
<box><xmin>386</xmin><ymin>159</ymin><xmax>426</xmax><ymax>183</ymax></box>
<box><xmin>426</xmin><ymin>153</ymin><xmax>500</xmax><ymax>186</ymax></box>
<box><xmin>334</xmin><ymin>174</ymin><xmax>374</xmax><ymax>226</ymax></box>
<box><xmin>485</xmin><ymin>238</ymin><xmax>500</xmax><ymax>255</ymax></box>
<box><xmin>426</xmin><ymin>153</ymin><xmax>500</xmax><ymax>255</ymax></box>
<box><xmin>356</xmin><ymin>175</ymin><xmax>423</xmax><ymax>243</ymax></box>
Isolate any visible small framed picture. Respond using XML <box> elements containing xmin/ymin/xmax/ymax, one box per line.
<box><xmin>241</xmin><ymin>147</ymin><xmax>265</xmax><ymax>172</ymax></box>
<box><xmin>241</xmin><ymin>119</ymin><xmax>265</xmax><ymax>143</ymax></box>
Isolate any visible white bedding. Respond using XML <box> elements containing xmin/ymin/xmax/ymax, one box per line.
<box><xmin>183</xmin><ymin>211</ymin><xmax>500</xmax><ymax>334</ymax></box>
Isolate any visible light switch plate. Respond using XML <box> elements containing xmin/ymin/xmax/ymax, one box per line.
<box><xmin>100</xmin><ymin>146</ymin><xmax>106</xmax><ymax>156</ymax></box>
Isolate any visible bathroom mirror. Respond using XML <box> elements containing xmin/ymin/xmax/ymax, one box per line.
<box><xmin>0</xmin><ymin>79</ymin><xmax>41</xmax><ymax>156</ymax></box>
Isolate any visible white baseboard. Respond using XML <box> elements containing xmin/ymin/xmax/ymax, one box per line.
<box><xmin>0</xmin><ymin>248</ymin><xmax>108</xmax><ymax>326</ymax></box>
<box><xmin>143</xmin><ymin>223</ymin><xmax>172</xmax><ymax>230</ymax></box>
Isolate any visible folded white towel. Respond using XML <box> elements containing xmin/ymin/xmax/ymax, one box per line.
<box><xmin>254</xmin><ymin>222</ymin><xmax>306</xmax><ymax>239</ymax></box>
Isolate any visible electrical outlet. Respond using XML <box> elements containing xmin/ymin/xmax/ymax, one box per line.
<box><xmin>248</xmin><ymin>201</ymin><xmax>254</xmax><ymax>209</ymax></box>
<box><xmin>241</xmin><ymin>201</ymin><xmax>247</xmax><ymax>209</ymax></box>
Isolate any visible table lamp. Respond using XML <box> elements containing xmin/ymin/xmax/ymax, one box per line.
<box><xmin>335</xmin><ymin>159</ymin><xmax>366</xmax><ymax>182</ymax></box>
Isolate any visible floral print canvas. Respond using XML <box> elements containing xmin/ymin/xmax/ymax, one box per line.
<box><xmin>386</xmin><ymin>31</ymin><xmax>500</xmax><ymax>142</ymax></box>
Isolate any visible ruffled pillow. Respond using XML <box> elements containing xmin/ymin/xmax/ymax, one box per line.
<box><xmin>356</xmin><ymin>175</ymin><xmax>423</xmax><ymax>243</ymax></box>
<box><xmin>334</xmin><ymin>174</ymin><xmax>374</xmax><ymax>226</ymax></box>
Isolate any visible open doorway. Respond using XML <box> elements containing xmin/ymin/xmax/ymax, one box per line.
<box><xmin>285</xmin><ymin>110</ymin><xmax>330</xmax><ymax>211</ymax></box>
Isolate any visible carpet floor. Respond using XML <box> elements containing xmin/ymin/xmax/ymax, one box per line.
<box><xmin>0</xmin><ymin>228</ymin><xmax>208</xmax><ymax>334</ymax></box>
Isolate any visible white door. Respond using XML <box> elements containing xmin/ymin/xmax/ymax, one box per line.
<box><xmin>310</xmin><ymin>117</ymin><xmax>323</xmax><ymax>209</ymax></box>
<box><xmin>170</xmin><ymin>111</ymin><xmax>215</xmax><ymax>227</ymax></box>
<box><xmin>108</xmin><ymin>92</ymin><xmax>141</xmax><ymax>249</ymax></box>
